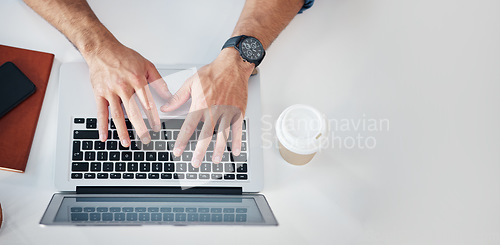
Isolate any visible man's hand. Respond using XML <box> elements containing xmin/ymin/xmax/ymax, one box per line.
<box><xmin>161</xmin><ymin>48</ymin><xmax>254</xmax><ymax>167</ymax></box>
<box><xmin>85</xmin><ymin>42</ymin><xmax>172</xmax><ymax>147</ymax></box>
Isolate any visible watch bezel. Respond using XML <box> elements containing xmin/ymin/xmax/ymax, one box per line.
<box><xmin>237</xmin><ymin>36</ymin><xmax>265</xmax><ymax>64</ymax></box>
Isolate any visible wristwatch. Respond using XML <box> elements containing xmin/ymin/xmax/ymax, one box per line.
<box><xmin>222</xmin><ymin>35</ymin><xmax>266</xmax><ymax>67</ymax></box>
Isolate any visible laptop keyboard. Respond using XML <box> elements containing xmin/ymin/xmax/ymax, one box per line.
<box><xmin>70</xmin><ymin>117</ymin><xmax>249</xmax><ymax>181</ymax></box>
<box><xmin>70</xmin><ymin>206</ymin><xmax>248</xmax><ymax>223</ymax></box>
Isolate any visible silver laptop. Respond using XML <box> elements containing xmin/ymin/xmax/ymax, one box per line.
<box><xmin>40</xmin><ymin>62</ymin><xmax>277</xmax><ymax>226</ymax></box>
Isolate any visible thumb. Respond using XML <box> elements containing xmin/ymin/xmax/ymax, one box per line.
<box><xmin>160</xmin><ymin>78</ymin><xmax>192</xmax><ymax>112</ymax></box>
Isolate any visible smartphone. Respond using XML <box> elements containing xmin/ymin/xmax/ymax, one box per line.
<box><xmin>0</xmin><ymin>62</ymin><xmax>37</xmax><ymax>118</ymax></box>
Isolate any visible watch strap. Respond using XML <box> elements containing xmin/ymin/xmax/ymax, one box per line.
<box><xmin>222</xmin><ymin>35</ymin><xmax>244</xmax><ymax>50</ymax></box>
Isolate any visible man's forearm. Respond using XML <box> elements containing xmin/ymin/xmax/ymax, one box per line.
<box><xmin>232</xmin><ymin>0</ymin><xmax>304</xmax><ymax>49</ymax></box>
<box><xmin>23</xmin><ymin>0</ymin><xmax>118</xmax><ymax>59</ymax></box>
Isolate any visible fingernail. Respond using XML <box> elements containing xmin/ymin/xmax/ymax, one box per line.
<box><xmin>233</xmin><ymin>148</ymin><xmax>241</xmax><ymax>156</ymax></box>
<box><xmin>99</xmin><ymin>132</ymin><xmax>107</xmax><ymax>142</ymax></box>
<box><xmin>121</xmin><ymin>139</ymin><xmax>129</xmax><ymax>147</ymax></box>
<box><xmin>213</xmin><ymin>155</ymin><xmax>221</xmax><ymax>163</ymax></box>
<box><xmin>160</xmin><ymin>104</ymin><xmax>169</xmax><ymax>112</ymax></box>
<box><xmin>153</xmin><ymin>125</ymin><xmax>161</xmax><ymax>132</ymax></box>
<box><xmin>142</xmin><ymin>136</ymin><xmax>151</xmax><ymax>144</ymax></box>
<box><xmin>192</xmin><ymin>157</ymin><xmax>201</xmax><ymax>168</ymax></box>
<box><xmin>174</xmin><ymin>148</ymin><xmax>181</xmax><ymax>156</ymax></box>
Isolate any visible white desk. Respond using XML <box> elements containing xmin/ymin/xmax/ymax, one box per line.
<box><xmin>1</xmin><ymin>0</ymin><xmax>500</xmax><ymax>244</ymax></box>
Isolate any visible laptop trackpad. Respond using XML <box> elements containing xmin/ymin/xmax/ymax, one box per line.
<box><xmin>40</xmin><ymin>193</ymin><xmax>277</xmax><ymax>226</ymax></box>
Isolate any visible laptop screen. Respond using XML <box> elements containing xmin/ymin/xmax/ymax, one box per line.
<box><xmin>41</xmin><ymin>194</ymin><xmax>277</xmax><ymax>226</ymax></box>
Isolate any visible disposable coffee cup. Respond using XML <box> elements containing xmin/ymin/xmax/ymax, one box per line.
<box><xmin>275</xmin><ymin>104</ymin><xmax>328</xmax><ymax>165</ymax></box>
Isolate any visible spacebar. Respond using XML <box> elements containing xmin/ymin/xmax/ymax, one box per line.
<box><xmin>73</xmin><ymin>130</ymin><xmax>99</xmax><ymax>139</ymax></box>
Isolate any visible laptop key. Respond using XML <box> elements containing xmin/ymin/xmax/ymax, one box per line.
<box><xmin>237</xmin><ymin>174</ymin><xmax>248</xmax><ymax>180</ymax></box>
<box><xmin>131</xmin><ymin>141</ymin><xmax>142</xmax><ymax>150</ymax></box>
<box><xmin>109</xmin><ymin>152</ymin><xmax>120</xmax><ymax>160</ymax></box>
<box><xmin>143</xmin><ymin>142</ymin><xmax>154</xmax><ymax>150</ymax></box>
<box><xmin>73</xmin><ymin>141</ymin><xmax>81</xmax><ymax>153</ymax></box>
<box><xmin>158</xmin><ymin>152</ymin><xmax>169</xmax><ymax>161</ymax></box>
<box><xmin>230</xmin><ymin>153</ymin><xmax>247</xmax><ymax>162</ymax></box>
<box><xmin>74</xmin><ymin>118</ymin><xmax>84</xmax><ymax>124</ymax></box>
<box><xmin>72</xmin><ymin>151</ymin><xmax>83</xmax><ymax>161</ymax></box>
<box><xmin>72</xmin><ymin>162</ymin><xmax>89</xmax><ymax>171</ymax></box>
<box><xmin>126</xmin><ymin>213</ymin><xmax>138</xmax><ymax>221</ymax></box>
<box><xmin>90</xmin><ymin>162</ymin><xmax>101</xmax><ymax>172</ymax></box>
<box><xmin>225</xmin><ymin>163</ymin><xmax>235</xmax><ymax>173</ymax></box>
<box><xmin>148</xmin><ymin>173</ymin><xmax>159</xmax><ymax>179</ymax></box>
<box><xmin>164</xmin><ymin>163</ymin><xmax>175</xmax><ymax>172</ymax></box>
<box><xmin>151</xmin><ymin>213</ymin><xmax>162</xmax><ymax>221</ymax></box>
<box><xmin>71</xmin><ymin>213</ymin><xmax>88</xmax><ymax>221</ymax></box>
<box><xmin>152</xmin><ymin>162</ymin><xmax>162</xmax><ymax>172</ymax></box>
<box><xmin>82</xmin><ymin>141</ymin><xmax>93</xmax><ymax>150</ymax></box>
<box><xmin>84</xmin><ymin>173</ymin><xmax>96</xmax><ymax>179</ymax></box>
<box><xmin>115</xmin><ymin>162</ymin><xmax>126</xmax><ymax>172</ymax></box>
<box><xmin>102</xmin><ymin>213</ymin><xmax>113</xmax><ymax>221</ymax></box>
<box><xmin>110</xmin><ymin>173</ymin><xmax>121</xmax><ymax>179</ymax></box>
<box><xmin>122</xmin><ymin>152</ymin><xmax>132</xmax><ymax>161</ymax></box>
<box><xmin>211</xmin><ymin>174</ymin><xmax>223</xmax><ymax>180</ymax></box>
<box><xmin>74</xmin><ymin>130</ymin><xmax>99</xmax><ymax>139</ymax></box>
<box><xmin>97</xmin><ymin>151</ymin><xmax>108</xmax><ymax>161</ymax></box>
<box><xmin>140</xmin><ymin>162</ymin><xmax>150</xmax><ymax>172</ymax></box>
<box><xmin>71</xmin><ymin>173</ymin><xmax>83</xmax><ymax>179</ymax></box>
<box><xmin>134</xmin><ymin>152</ymin><xmax>145</xmax><ymax>161</ymax></box>
<box><xmin>199</xmin><ymin>173</ymin><xmax>210</xmax><ymax>179</ymax></box>
<box><xmin>224</xmin><ymin>174</ymin><xmax>235</xmax><ymax>180</ymax></box>
<box><xmin>85</xmin><ymin>152</ymin><xmax>96</xmax><ymax>161</ymax></box>
<box><xmin>162</xmin><ymin>131</ymin><xmax>172</xmax><ymax>140</ymax></box>
<box><xmin>150</xmin><ymin>131</ymin><xmax>160</xmax><ymax>140</ymax></box>
<box><xmin>114</xmin><ymin>213</ymin><xmax>125</xmax><ymax>221</ymax></box>
<box><xmin>127</xmin><ymin>162</ymin><xmax>138</xmax><ymax>172</ymax></box>
<box><xmin>155</xmin><ymin>141</ymin><xmax>166</xmax><ymax>150</ymax></box>
<box><xmin>86</xmin><ymin>118</ymin><xmax>97</xmax><ymax>129</ymax></box>
<box><xmin>161</xmin><ymin>173</ymin><xmax>172</xmax><ymax>179</ymax></box>
<box><xmin>236</xmin><ymin>163</ymin><xmax>247</xmax><ymax>173</ymax></box>
<box><xmin>97</xmin><ymin>173</ymin><xmax>108</xmax><ymax>179</ymax></box>
<box><xmin>90</xmin><ymin>213</ymin><xmax>101</xmax><ymax>221</ymax></box>
<box><xmin>136</xmin><ymin>173</ymin><xmax>146</xmax><ymax>179</ymax></box>
<box><xmin>176</xmin><ymin>163</ymin><xmax>187</xmax><ymax>172</ymax></box>
<box><xmin>173</xmin><ymin>173</ymin><xmax>184</xmax><ymax>179</ymax></box>
<box><xmin>94</xmin><ymin>141</ymin><xmax>105</xmax><ymax>150</ymax></box>
<box><xmin>182</xmin><ymin>152</ymin><xmax>193</xmax><ymax>161</ymax></box>
<box><xmin>188</xmin><ymin>164</ymin><xmax>199</xmax><ymax>172</ymax></box>
<box><xmin>200</xmin><ymin>163</ymin><xmax>211</xmax><ymax>172</ymax></box>
<box><xmin>123</xmin><ymin>173</ymin><xmax>134</xmax><ymax>179</ymax></box>
<box><xmin>163</xmin><ymin>119</ymin><xmax>184</xmax><ymax>129</ymax></box>
<box><xmin>146</xmin><ymin>152</ymin><xmax>157</xmax><ymax>161</ymax></box>
<box><xmin>106</xmin><ymin>141</ymin><xmax>117</xmax><ymax>150</ymax></box>
<box><xmin>103</xmin><ymin>162</ymin><xmax>113</xmax><ymax>171</ymax></box>
<box><xmin>186</xmin><ymin>173</ymin><xmax>197</xmax><ymax>179</ymax></box>
<box><xmin>212</xmin><ymin>163</ymin><xmax>223</xmax><ymax>172</ymax></box>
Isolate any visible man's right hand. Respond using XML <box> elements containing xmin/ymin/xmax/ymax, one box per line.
<box><xmin>84</xmin><ymin>42</ymin><xmax>172</xmax><ymax>147</ymax></box>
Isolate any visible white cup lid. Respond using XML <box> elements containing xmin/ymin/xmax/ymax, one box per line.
<box><xmin>275</xmin><ymin>104</ymin><xmax>327</xmax><ymax>155</ymax></box>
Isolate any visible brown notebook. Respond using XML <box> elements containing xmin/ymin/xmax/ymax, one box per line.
<box><xmin>0</xmin><ymin>45</ymin><xmax>54</xmax><ymax>173</ymax></box>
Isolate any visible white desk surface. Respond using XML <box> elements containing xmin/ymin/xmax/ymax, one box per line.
<box><xmin>1</xmin><ymin>0</ymin><xmax>500</xmax><ymax>244</ymax></box>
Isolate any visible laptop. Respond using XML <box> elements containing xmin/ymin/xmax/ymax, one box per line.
<box><xmin>40</xmin><ymin>62</ymin><xmax>277</xmax><ymax>226</ymax></box>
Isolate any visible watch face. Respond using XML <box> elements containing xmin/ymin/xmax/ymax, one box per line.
<box><xmin>240</xmin><ymin>37</ymin><xmax>264</xmax><ymax>61</ymax></box>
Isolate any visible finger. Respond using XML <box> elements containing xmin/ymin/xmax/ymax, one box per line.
<box><xmin>173</xmin><ymin>110</ymin><xmax>203</xmax><ymax>157</ymax></box>
<box><xmin>160</xmin><ymin>77</ymin><xmax>192</xmax><ymax>112</ymax></box>
<box><xmin>108</xmin><ymin>96</ymin><xmax>130</xmax><ymax>147</ymax></box>
<box><xmin>193</xmin><ymin>111</ymin><xmax>220</xmax><ymax>167</ymax></box>
<box><xmin>147</xmin><ymin>63</ymin><xmax>172</xmax><ymax>100</ymax></box>
<box><xmin>231</xmin><ymin>113</ymin><xmax>244</xmax><ymax>156</ymax></box>
<box><xmin>213</xmin><ymin>115</ymin><xmax>231</xmax><ymax>163</ymax></box>
<box><xmin>95</xmin><ymin>96</ymin><xmax>109</xmax><ymax>142</ymax></box>
<box><xmin>122</xmin><ymin>93</ymin><xmax>151</xmax><ymax>144</ymax></box>
<box><xmin>136</xmin><ymin>85</ymin><xmax>161</xmax><ymax>132</ymax></box>
<box><xmin>145</xmin><ymin>86</ymin><xmax>161</xmax><ymax>132</ymax></box>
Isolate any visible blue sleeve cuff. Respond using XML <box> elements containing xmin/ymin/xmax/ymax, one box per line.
<box><xmin>298</xmin><ymin>0</ymin><xmax>315</xmax><ymax>14</ymax></box>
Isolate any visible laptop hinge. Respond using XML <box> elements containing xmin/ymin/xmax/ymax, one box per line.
<box><xmin>76</xmin><ymin>186</ymin><xmax>243</xmax><ymax>195</ymax></box>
